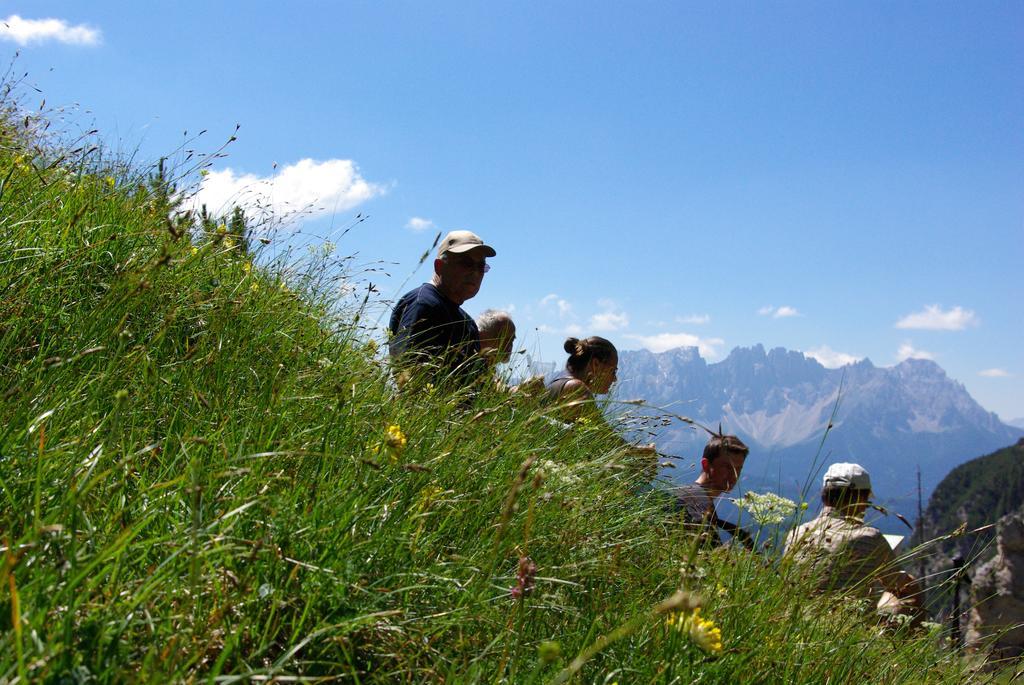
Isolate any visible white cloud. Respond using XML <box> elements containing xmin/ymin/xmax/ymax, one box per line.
<box><xmin>979</xmin><ymin>368</ymin><xmax>1010</xmax><ymax>378</ymax></box>
<box><xmin>590</xmin><ymin>311</ymin><xmax>629</xmax><ymax>331</ymax></box>
<box><xmin>184</xmin><ymin>158</ymin><xmax>384</xmax><ymax>226</ymax></box>
<box><xmin>896</xmin><ymin>342</ymin><xmax>935</xmax><ymax>362</ymax></box>
<box><xmin>803</xmin><ymin>345</ymin><xmax>863</xmax><ymax>369</ymax></box>
<box><xmin>1</xmin><ymin>14</ymin><xmax>101</xmax><ymax>46</ymax></box>
<box><xmin>895</xmin><ymin>305</ymin><xmax>978</xmax><ymax>331</ymax></box>
<box><xmin>539</xmin><ymin>294</ymin><xmax>573</xmax><ymax>319</ymax></box>
<box><xmin>625</xmin><ymin>332</ymin><xmax>725</xmax><ymax>360</ymax></box>
<box><xmin>405</xmin><ymin>216</ymin><xmax>434</xmax><ymax>232</ymax></box>
<box><xmin>589</xmin><ymin>299</ymin><xmax>629</xmax><ymax>332</ymax></box>
<box><xmin>758</xmin><ymin>305</ymin><xmax>800</xmax><ymax>318</ymax></box>
<box><xmin>676</xmin><ymin>314</ymin><xmax>710</xmax><ymax>325</ymax></box>
<box><xmin>564</xmin><ymin>323</ymin><xmax>584</xmax><ymax>336</ymax></box>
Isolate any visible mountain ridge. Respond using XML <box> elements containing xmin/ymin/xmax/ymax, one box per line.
<box><xmin>612</xmin><ymin>345</ymin><xmax>1022</xmax><ymax>527</ymax></box>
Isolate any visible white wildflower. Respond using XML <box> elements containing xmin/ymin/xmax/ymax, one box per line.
<box><xmin>540</xmin><ymin>459</ymin><xmax>582</xmax><ymax>487</ymax></box>
<box><xmin>734</xmin><ymin>491</ymin><xmax>797</xmax><ymax>526</ymax></box>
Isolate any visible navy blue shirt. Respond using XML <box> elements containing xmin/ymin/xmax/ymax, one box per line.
<box><xmin>389</xmin><ymin>283</ymin><xmax>483</xmax><ymax>384</ymax></box>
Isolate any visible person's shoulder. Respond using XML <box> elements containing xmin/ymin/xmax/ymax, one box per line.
<box><xmin>399</xmin><ymin>284</ymin><xmax>448</xmax><ymax>317</ymax></box>
<box><xmin>847</xmin><ymin>522</ymin><xmax>886</xmax><ymax>546</ymax></box>
<box><xmin>401</xmin><ymin>283</ymin><xmax>444</xmax><ymax>305</ymax></box>
<box><xmin>828</xmin><ymin>519</ymin><xmax>889</xmax><ymax>554</ymax></box>
<box><xmin>557</xmin><ymin>378</ymin><xmax>590</xmax><ymax>396</ymax></box>
<box><xmin>846</xmin><ymin>524</ymin><xmax>893</xmax><ymax>561</ymax></box>
<box><xmin>672</xmin><ymin>483</ymin><xmax>712</xmax><ymax>521</ymax></box>
<box><xmin>844</xmin><ymin>518</ymin><xmax>883</xmax><ymax>537</ymax></box>
<box><xmin>672</xmin><ymin>482</ymin><xmax>705</xmax><ymax>498</ymax></box>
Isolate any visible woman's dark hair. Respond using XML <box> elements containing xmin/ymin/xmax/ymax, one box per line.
<box><xmin>564</xmin><ymin>336</ymin><xmax>617</xmax><ymax>375</ymax></box>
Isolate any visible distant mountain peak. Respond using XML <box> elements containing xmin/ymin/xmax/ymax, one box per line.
<box><xmin>894</xmin><ymin>357</ymin><xmax>945</xmax><ymax>374</ymax></box>
<box><xmin>668</xmin><ymin>345</ymin><xmax>702</xmax><ymax>360</ymax></box>
<box><xmin>614</xmin><ymin>343</ymin><xmax>1024</xmax><ymax>510</ymax></box>
<box><xmin>726</xmin><ymin>344</ymin><xmax>767</xmax><ymax>360</ymax></box>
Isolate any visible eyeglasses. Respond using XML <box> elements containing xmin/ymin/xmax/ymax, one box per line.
<box><xmin>453</xmin><ymin>257</ymin><xmax>490</xmax><ymax>273</ymax></box>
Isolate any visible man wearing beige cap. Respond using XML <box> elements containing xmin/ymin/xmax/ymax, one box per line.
<box><xmin>389</xmin><ymin>230</ymin><xmax>496</xmax><ymax>387</ymax></box>
<box><xmin>784</xmin><ymin>462</ymin><xmax>922</xmax><ymax>622</ymax></box>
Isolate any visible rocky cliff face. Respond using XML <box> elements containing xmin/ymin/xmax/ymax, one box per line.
<box><xmin>966</xmin><ymin>510</ymin><xmax>1024</xmax><ymax>661</ymax></box>
<box><xmin>612</xmin><ymin>345</ymin><xmax>1023</xmax><ymax>526</ymax></box>
<box><xmin>915</xmin><ymin>440</ymin><xmax>1024</xmax><ymax>623</ymax></box>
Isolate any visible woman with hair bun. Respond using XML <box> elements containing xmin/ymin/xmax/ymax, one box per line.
<box><xmin>547</xmin><ymin>336</ymin><xmax>658</xmax><ymax>478</ymax></box>
<box><xmin>546</xmin><ymin>336</ymin><xmax>620</xmax><ymax>412</ymax></box>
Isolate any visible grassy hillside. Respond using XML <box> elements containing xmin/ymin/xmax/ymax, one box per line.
<box><xmin>0</xmin><ymin>92</ymin><xmax>977</xmax><ymax>682</ymax></box>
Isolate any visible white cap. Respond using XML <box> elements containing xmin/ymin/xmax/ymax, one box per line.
<box><xmin>822</xmin><ymin>462</ymin><xmax>872</xmax><ymax>492</ymax></box>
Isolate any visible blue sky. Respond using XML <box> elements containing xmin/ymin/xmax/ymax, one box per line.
<box><xmin>4</xmin><ymin>2</ymin><xmax>1022</xmax><ymax>419</ymax></box>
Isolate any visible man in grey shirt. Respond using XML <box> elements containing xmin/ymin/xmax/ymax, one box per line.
<box><xmin>672</xmin><ymin>434</ymin><xmax>750</xmax><ymax>547</ymax></box>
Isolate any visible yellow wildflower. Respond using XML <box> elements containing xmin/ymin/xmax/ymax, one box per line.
<box><xmin>224</xmin><ymin>237</ymin><xmax>236</xmax><ymax>249</ymax></box>
<box><xmin>385</xmin><ymin>424</ymin><xmax>407</xmax><ymax>452</ymax></box>
<box><xmin>216</xmin><ymin>223</ymin><xmax>227</xmax><ymax>235</ymax></box>
<box><xmin>243</xmin><ymin>261</ymin><xmax>252</xmax><ymax>274</ymax></box>
<box><xmin>105</xmin><ymin>176</ymin><xmax>115</xmax><ymax>188</ymax></box>
<box><xmin>190</xmin><ymin>246</ymin><xmax>199</xmax><ymax>256</ymax></box>
<box><xmin>417</xmin><ymin>484</ymin><xmax>443</xmax><ymax>512</ymax></box>
<box><xmin>667</xmin><ymin>607</ymin><xmax>723</xmax><ymax>655</ymax></box>
<box><xmin>250</xmin><ymin>282</ymin><xmax>259</xmax><ymax>292</ymax></box>
<box><xmin>369</xmin><ymin>425</ymin><xmax>409</xmax><ymax>464</ymax></box>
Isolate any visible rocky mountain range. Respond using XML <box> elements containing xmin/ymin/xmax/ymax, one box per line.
<box><xmin>610</xmin><ymin>344</ymin><xmax>1023</xmax><ymax>530</ymax></box>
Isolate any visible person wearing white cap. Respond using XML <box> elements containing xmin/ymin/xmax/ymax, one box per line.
<box><xmin>389</xmin><ymin>230</ymin><xmax>496</xmax><ymax>387</ymax></box>
<box><xmin>784</xmin><ymin>462</ymin><xmax>922</xmax><ymax>622</ymax></box>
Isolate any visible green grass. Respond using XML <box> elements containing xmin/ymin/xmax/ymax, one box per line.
<box><xmin>0</xmin><ymin>88</ymin><xmax>989</xmax><ymax>683</ymax></box>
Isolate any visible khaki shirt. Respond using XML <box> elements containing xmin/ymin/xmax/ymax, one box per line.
<box><xmin>784</xmin><ymin>507</ymin><xmax>895</xmax><ymax>600</ymax></box>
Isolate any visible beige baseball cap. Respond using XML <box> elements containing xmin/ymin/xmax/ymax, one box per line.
<box><xmin>437</xmin><ymin>230</ymin><xmax>496</xmax><ymax>259</ymax></box>
<box><xmin>822</xmin><ymin>462</ymin><xmax>872</xmax><ymax>492</ymax></box>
